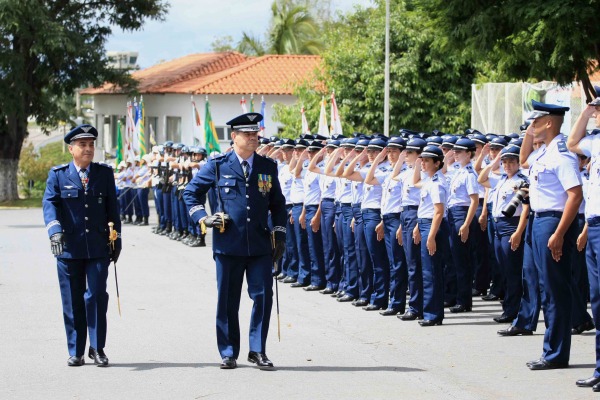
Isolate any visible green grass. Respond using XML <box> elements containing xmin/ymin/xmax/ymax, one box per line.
<box><xmin>0</xmin><ymin>197</ymin><xmax>43</xmax><ymax>208</ymax></box>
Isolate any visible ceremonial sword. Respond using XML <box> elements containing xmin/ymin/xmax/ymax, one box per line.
<box><xmin>108</xmin><ymin>222</ymin><xmax>122</xmax><ymax>316</ymax></box>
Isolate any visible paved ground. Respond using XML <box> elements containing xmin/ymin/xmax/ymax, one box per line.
<box><xmin>1</xmin><ymin>208</ymin><xmax>598</xmax><ymax>399</ymax></box>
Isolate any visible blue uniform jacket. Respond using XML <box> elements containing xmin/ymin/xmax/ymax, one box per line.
<box><xmin>43</xmin><ymin>162</ymin><xmax>121</xmax><ymax>259</ymax></box>
<box><xmin>183</xmin><ymin>151</ymin><xmax>287</xmax><ymax>257</ymax></box>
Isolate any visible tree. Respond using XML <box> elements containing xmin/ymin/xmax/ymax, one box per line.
<box><xmin>274</xmin><ymin>0</ymin><xmax>475</xmax><ymax>135</ymax></box>
<box><xmin>0</xmin><ymin>0</ymin><xmax>168</xmax><ymax>201</ymax></box>
<box><xmin>418</xmin><ymin>0</ymin><xmax>600</xmax><ymax>101</ymax></box>
<box><xmin>210</xmin><ymin>35</ymin><xmax>234</xmax><ymax>52</ymax></box>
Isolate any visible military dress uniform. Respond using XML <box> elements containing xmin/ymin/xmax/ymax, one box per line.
<box><xmin>277</xmin><ymin>139</ymin><xmax>298</xmax><ymax>282</ymax></box>
<box><xmin>183</xmin><ymin>113</ymin><xmax>286</xmax><ymax>368</ymax></box>
<box><xmin>42</xmin><ymin>125</ymin><xmax>121</xmax><ymax>366</ymax></box>
<box><xmin>527</xmin><ymin>101</ymin><xmax>582</xmax><ymax>369</ymax></box>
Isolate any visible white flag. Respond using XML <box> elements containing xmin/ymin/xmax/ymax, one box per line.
<box><xmin>330</xmin><ymin>91</ymin><xmax>343</xmax><ymax>136</ymax></box>
<box><xmin>301</xmin><ymin>106</ymin><xmax>311</xmax><ymax>135</ymax></box>
<box><xmin>317</xmin><ymin>97</ymin><xmax>329</xmax><ymax>137</ymax></box>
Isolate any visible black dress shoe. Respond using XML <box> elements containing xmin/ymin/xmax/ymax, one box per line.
<box><xmin>320</xmin><ymin>288</ymin><xmax>335</xmax><ymax>295</ymax></box>
<box><xmin>88</xmin><ymin>347</ymin><xmax>109</xmax><ymax>367</ymax></box>
<box><xmin>247</xmin><ymin>351</ymin><xmax>274</xmax><ymax>370</ymax></box>
<box><xmin>449</xmin><ymin>304</ymin><xmax>471</xmax><ymax>313</ymax></box>
<box><xmin>576</xmin><ymin>376</ymin><xmax>600</xmax><ymax>387</ymax></box>
<box><xmin>303</xmin><ymin>285</ymin><xmax>325</xmax><ymax>291</ymax></box>
<box><xmin>276</xmin><ymin>273</ymin><xmax>286</xmax><ymax>281</ymax></box>
<box><xmin>282</xmin><ymin>276</ymin><xmax>297</xmax><ymax>284</ymax></box>
<box><xmin>399</xmin><ymin>311</ymin><xmax>422</xmax><ymax>321</ymax></box>
<box><xmin>220</xmin><ymin>357</ymin><xmax>237</xmax><ymax>369</ymax></box>
<box><xmin>352</xmin><ymin>299</ymin><xmax>369</xmax><ymax>307</ymax></box>
<box><xmin>331</xmin><ymin>290</ymin><xmax>344</xmax><ymax>298</ymax></box>
<box><xmin>363</xmin><ymin>304</ymin><xmax>383</xmax><ymax>311</ymax></box>
<box><xmin>572</xmin><ymin>320</ymin><xmax>595</xmax><ymax>335</ymax></box>
<box><xmin>482</xmin><ymin>293</ymin><xmax>501</xmax><ymax>301</ymax></box>
<box><xmin>493</xmin><ymin>314</ymin><xmax>516</xmax><ymax>323</ymax></box>
<box><xmin>337</xmin><ymin>294</ymin><xmax>355</xmax><ymax>302</ymax></box>
<box><xmin>379</xmin><ymin>308</ymin><xmax>400</xmax><ymax>316</ymax></box>
<box><xmin>593</xmin><ymin>382</ymin><xmax>600</xmax><ymax>392</ymax></box>
<box><xmin>472</xmin><ymin>288</ymin><xmax>487</xmax><ymax>296</ymax></box>
<box><xmin>443</xmin><ymin>300</ymin><xmax>456</xmax><ymax>308</ymax></box>
<box><xmin>290</xmin><ymin>282</ymin><xmax>308</xmax><ymax>288</ymax></box>
<box><xmin>419</xmin><ymin>319</ymin><xmax>442</xmax><ymax>327</ymax></box>
<box><xmin>67</xmin><ymin>355</ymin><xmax>85</xmax><ymax>367</ymax></box>
<box><xmin>498</xmin><ymin>325</ymin><xmax>533</xmax><ymax>336</ymax></box>
<box><xmin>527</xmin><ymin>358</ymin><xmax>568</xmax><ymax>370</ymax></box>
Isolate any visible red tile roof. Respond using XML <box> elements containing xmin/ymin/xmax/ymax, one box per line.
<box><xmin>81</xmin><ymin>53</ymin><xmax>322</xmax><ymax>96</ymax></box>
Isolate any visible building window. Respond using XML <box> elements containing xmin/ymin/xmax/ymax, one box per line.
<box><xmin>166</xmin><ymin>116</ymin><xmax>181</xmax><ymax>143</ymax></box>
<box><xmin>215</xmin><ymin>126</ymin><xmax>228</xmax><ymax>141</ymax></box>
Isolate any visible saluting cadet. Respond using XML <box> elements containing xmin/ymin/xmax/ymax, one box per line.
<box><xmin>133</xmin><ymin>155</ymin><xmax>151</xmax><ymax>225</ymax></box>
<box><xmin>443</xmin><ymin>138</ymin><xmax>479</xmax><ymax>313</ymax></box>
<box><xmin>341</xmin><ymin>138</ymin><xmax>374</xmax><ymax>308</ymax></box>
<box><xmin>395</xmin><ymin>137</ymin><xmax>427</xmax><ymax>320</ymax></box>
<box><xmin>476</xmin><ymin>137</ymin><xmax>508</xmax><ymax>302</ymax></box>
<box><xmin>296</xmin><ymin>140</ymin><xmax>327</xmax><ymax>291</ymax></box>
<box><xmin>329</xmin><ymin>138</ymin><xmax>361</xmax><ymax>302</ymax></box>
<box><xmin>288</xmin><ymin>139</ymin><xmax>312</xmax><ymax>288</ymax></box>
<box><xmin>478</xmin><ymin>145</ymin><xmax>529</xmax><ymax>323</ymax></box>
<box><xmin>42</xmin><ymin>124</ymin><xmax>121</xmax><ymax>367</ymax></box>
<box><xmin>413</xmin><ymin>145</ymin><xmax>449</xmax><ymax>326</ymax></box>
<box><xmin>368</xmin><ymin>137</ymin><xmax>408</xmax><ymax>315</ymax></box>
<box><xmin>520</xmin><ymin>100</ymin><xmax>582</xmax><ymax>370</ymax></box>
<box><xmin>150</xmin><ymin>147</ymin><xmax>165</xmax><ymax>232</ymax></box>
<box><xmin>275</xmin><ymin>139</ymin><xmax>298</xmax><ymax>282</ymax></box>
<box><xmin>469</xmin><ymin>132</ymin><xmax>489</xmax><ymax>297</ymax></box>
<box><xmin>567</xmin><ymin>101</ymin><xmax>600</xmax><ymax>390</ymax></box>
<box><xmin>158</xmin><ymin>141</ymin><xmax>174</xmax><ymax>236</ymax></box>
<box><xmin>306</xmin><ymin>140</ymin><xmax>342</xmax><ymax>294</ymax></box>
<box><xmin>183</xmin><ymin>112</ymin><xmax>286</xmax><ymax>370</ymax></box>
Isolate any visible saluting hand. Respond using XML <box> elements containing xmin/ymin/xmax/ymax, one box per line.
<box><xmin>548</xmin><ymin>233</ymin><xmax>564</xmax><ymax>262</ymax></box>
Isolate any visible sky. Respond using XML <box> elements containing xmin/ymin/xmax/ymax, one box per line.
<box><xmin>106</xmin><ymin>0</ymin><xmax>374</xmax><ymax>69</ymax></box>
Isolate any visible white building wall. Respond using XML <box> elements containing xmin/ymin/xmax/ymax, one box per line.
<box><xmin>92</xmin><ymin>93</ymin><xmax>297</xmax><ymax>158</ymax></box>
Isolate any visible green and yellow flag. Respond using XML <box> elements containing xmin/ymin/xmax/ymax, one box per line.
<box><xmin>204</xmin><ymin>99</ymin><xmax>221</xmax><ymax>153</ymax></box>
<box><xmin>116</xmin><ymin>120</ymin><xmax>124</xmax><ymax>164</ymax></box>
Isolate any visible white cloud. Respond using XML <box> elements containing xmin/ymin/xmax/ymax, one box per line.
<box><xmin>106</xmin><ymin>0</ymin><xmax>374</xmax><ymax>68</ymax></box>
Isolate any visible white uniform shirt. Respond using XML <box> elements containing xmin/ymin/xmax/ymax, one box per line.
<box><xmin>318</xmin><ymin>160</ymin><xmax>337</xmax><ymax>199</ymax></box>
<box><xmin>579</xmin><ymin>169</ymin><xmax>589</xmax><ymax>216</ymax></box>
<box><xmin>491</xmin><ymin>171</ymin><xmax>529</xmax><ymax>218</ymax></box>
<box><xmin>290</xmin><ymin>160</ymin><xmax>307</xmax><ymax>204</ymax></box>
<box><xmin>381</xmin><ymin>162</ymin><xmax>406</xmax><ymax>215</ymax></box>
<box><xmin>448</xmin><ymin>163</ymin><xmax>479</xmax><ymax>208</ymax></box>
<box><xmin>578</xmin><ymin>134</ymin><xmax>600</xmax><ymax>218</ymax></box>
<box><xmin>398</xmin><ymin>166</ymin><xmax>422</xmax><ymax>207</ymax></box>
<box><xmin>360</xmin><ymin>162</ymin><xmax>390</xmax><ymax>210</ymax></box>
<box><xmin>302</xmin><ymin>163</ymin><xmax>321</xmax><ymax>206</ymax></box>
<box><xmin>529</xmin><ymin>134</ymin><xmax>582</xmax><ymax>212</ymax></box>
<box><xmin>351</xmin><ymin>163</ymin><xmax>369</xmax><ymax>205</ymax></box>
<box><xmin>418</xmin><ymin>170</ymin><xmax>448</xmax><ymax>219</ymax></box>
<box><xmin>278</xmin><ymin>161</ymin><xmax>294</xmax><ymax>205</ymax></box>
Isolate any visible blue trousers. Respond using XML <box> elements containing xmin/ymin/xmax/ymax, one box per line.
<box><xmin>320</xmin><ymin>199</ymin><xmax>341</xmax><ymax>290</ymax></box>
<box><xmin>401</xmin><ymin>206</ymin><xmax>423</xmax><ymax>315</ymax></box>
<box><xmin>154</xmin><ymin>187</ymin><xmax>165</xmax><ymax>229</ymax></box>
<box><xmin>493</xmin><ymin>216</ymin><xmax>524</xmax><ymax>318</ymax></box>
<box><xmin>418</xmin><ymin>218</ymin><xmax>447</xmax><ymax>322</ymax></box>
<box><xmin>120</xmin><ymin>187</ymin><xmax>134</xmax><ymax>217</ymax></box>
<box><xmin>383</xmin><ymin>213</ymin><xmax>408</xmax><ymax>311</ymax></box>
<box><xmin>281</xmin><ymin>205</ymin><xmax>298</xmax><ymax>279</ymax></box>
<box><xmin>335</xmin><ymin>204</ymin><xmax>346</xmax><ymax>292</ymax></box>
<box><xmin>214</xmin><ymin>253</ymin><xmax>272</xmax><ymax>359</ymax></box>
<box><xmin>178</xmin><ymin>196</ymin><xmax>188</xmax><ymax>232</ymax></box>
<box><xmin>441</xmin><ymin>218</ymin><xmax>456</xmax><ymax>304</ymax></box>
<box><xmin>363</xmin><ymin>209</ymin><xmax>390</xmax><ymax>308</ymax></box>
<box><xmin>572</xmin><ymin>215</ymin><xmax>593</xmax><ymax>327</ymax></box>
<box><xmin>341</xmin><ymin>204</ymin><xmax>359</xmax><ymax>298</ymax></box>
<box><xmin>532</xmin><ymin>213</ymin><xmax>577</xmax><ymax>364</ymax></box>
<box><xmin>586</xmin><ymin>218</ymin><xmax>600</xmax><ymax>377</ymax></box>
<box><xmin>353</xmin><ymin>205</ymin><xmax>373</xmax><ymax>301</ymax></box>
<box><xmin>487</xmin><ymin>203</ymin><xmax>505</xmax><ymax>297</ymax></box>
<box><xmin>135</xmin><ymin>188</ymin><xmax>150</xmax><ymax>217</ymax></box>
<box><xmin>513</xmin><ymin>214</ymin><xmax>541</xmax><ymax>331</ymax></box>
<box><xmin>171</xmin><ymin>190</ymin><xmax>181</xmax><ymax>231</ymax></box>
<box><xmin>291</xmin><ymin>204</ymin><xmax>311</xmax><ymax>285</ymax></box>
<box><xmin>162</xmin><ymin>189</ymin><xmax>172</xmax><ymax>224</ymax></box>
<box><xmin>305</xmin><ymin>205</ymin><xmax>326</xmax><ymax>287</ymax></box>
<box><xmin>447</xmin><ymin>206</ymin><xmax>476</xmax><ymax>308</ymax></box>
<box><xmin>473</xmin><ymin>201</ymin><xmax>491</xmax><ymax>292</ymax></box>
<box><xmin>56</xmin><ymin>257</ymin><xmax>110</xmax><ymax>356</ymax></box>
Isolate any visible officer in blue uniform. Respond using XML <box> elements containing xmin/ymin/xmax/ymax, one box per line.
<box><xmin>42</xmin><ymin>124</ymin><xmax>121</xmax><ymax>367</ymax></box>
<box><xmin>520</xmin><ymin>100</ymin><xmax>582</xmax><ymax>370</ymax></box>
<box><xmin>183</xmin><ymin>113</ymin><xmax>286</xmax><ymax>370</ymax></box>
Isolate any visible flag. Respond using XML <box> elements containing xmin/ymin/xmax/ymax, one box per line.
<box><xmin>301</xmin><ymin>106</ymin><xmax>311</xmax><ymax>135</ymax></box>
<box><xmin>138</xmin><ymin>96</ymin><xmax>146</xmax><ymax>156</ymax></box>
<box><xmin>125</xmin><ymin>101</ymin><xmax>136</xmax><ymax>161</ymax></box>
<box><xmin>241</xmin><ymin>96</ymin><xmax>248</xmax><ymax>113</ymax></box>
<box><xmin>330</xmin><ymin>91</ymin><xmax>343</xmax><ymax>136</ymax></box>
<box><xmin>191</xmin><ymin>96</ymin><xmax>205</xmax><ymax>147</ymax></box>
<box><xmin>116</xmin><ymin>119</ymin><xmax>124</xmax><ymax>164</ymax></box>
<box><xmin>317</xmin><ymin>96</ymin><xmax>329</xmax><ymax>137</ymax></box>
<box><xmin>149</xmin><ymin>123</ymin><xmax>156</xmax><ymax>147</ymax></box>
<box><xmin>259</xmin><ymin>96</ymin><xmax>266</xmax><ymax>132</ymax></box>
<box><xmin>132</xmin><ymin>99</ymin><xmax>140</xmax><ymax>153</ymax></box>
<box><xmin>250</xmin><ymin>94</ymin><xmax>255</xmax><ymax>112</ymax></box>
<box><xmin>205</xmin><ymin>99</ymin><xmax>221</xmax><ymax>154</ymax></box>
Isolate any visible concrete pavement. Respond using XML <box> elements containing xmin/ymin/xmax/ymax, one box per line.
<box><xmin>0</xmin><ymin>208</ymin><xmax>597</xmax><ymax>399</ymax></box>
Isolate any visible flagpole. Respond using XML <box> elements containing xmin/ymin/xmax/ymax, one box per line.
<box><xmin>383</xmin><ymin>0</ymin><xmax>390</xmax><ymax>137</ymax></box>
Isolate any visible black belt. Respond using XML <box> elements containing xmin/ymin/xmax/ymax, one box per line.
<box><xmin>478</xmin><ymin>198</ymin><xmax>484</xmax><ymax>206</ymax></box>
<box><xmin>321</xmin><ymin>198</ymin><xmax>335</xmax><ymax>202</ymax></box>
<box><xmin>341</xmin><ymin>203</ymin><xmax>352</xmax><ymax>207</ymax></box>
<box><xmin>449</xmin><ymin>206</ymin><xmax>470</xmax><ymax>211</ymax></box>
<box><xmin>292</xmin><ymin>202</ymin><xmax>304</xmax><ymax>206</ymax></box>
<box><xmin>587</xmin><ymin>216</ymin><xmax>600</xmax><ymax>226</ymax></box>
<box><xmin>351</xmin><ymin>203</ymin><xmax>361</xmax><ymax>208</ymax></box>
<box><xmin>403</xmin><ymin>205</ymin><xmax>418</xmax><ymax>211</ymax></box>
<box><xmin>534</xmin><ymin>211</ymin><xmax>563</xmax><ymax>218</ymax></box>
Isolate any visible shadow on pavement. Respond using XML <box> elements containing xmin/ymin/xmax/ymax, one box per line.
<box><xmin>109</xmin><ymin>363</ymin><xmax>424</xmax><ymax>373</ymax></box>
